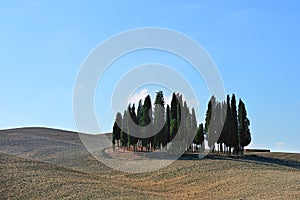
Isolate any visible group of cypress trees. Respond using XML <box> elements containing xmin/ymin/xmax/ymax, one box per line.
<box><xmin>205</xmin><ymin>94</ymin><xmax>251</xmax><ymax>155</ymax></box>
<box><xmin>112</xmin><ymin>91</ymin><xmax>251</xmax><ymax>155</ymax></box>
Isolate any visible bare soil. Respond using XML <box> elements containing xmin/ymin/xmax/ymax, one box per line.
<box><xmin>1</xmin><ymin>127</ymin><xmax>299</xmax><ymax>199</ymax></box>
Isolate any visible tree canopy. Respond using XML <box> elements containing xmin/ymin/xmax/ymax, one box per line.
<box><xmin>112</xmin><ymin>91</ymin><xmax>251</xmax><ymax>156</ymax></box>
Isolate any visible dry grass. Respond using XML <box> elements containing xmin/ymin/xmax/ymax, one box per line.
<box><xmin>0</xmin><ymin>127</ymin><xmax>299</xmax><ymax>199</ymax></box>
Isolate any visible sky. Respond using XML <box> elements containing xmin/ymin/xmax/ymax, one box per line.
<box><xmin>0</xmin><ymin>1</ymin><xmax>299</xmax><ymax>152</ymax></box>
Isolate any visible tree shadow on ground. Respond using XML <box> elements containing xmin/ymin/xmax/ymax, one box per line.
<box><xmin>205</xmin><ymin>154</ymin><xmax>300</xmax><ymax>170</ymax></box>
<box><xmin>104</xmin><ymin>148</ymin><xmax>300</xmax><ymax>170</ymax></box>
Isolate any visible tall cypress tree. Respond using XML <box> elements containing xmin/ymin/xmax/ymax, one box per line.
<box><xmin>137</xmin><ymin>100</ymin><xmax>143</xmax><ymax>125</ymax></box>
<box><xmin>190</xmin><ymin>108</ymin><xmax>197</xmax><ymax>151</ymax></box>
<box><xmin>223</xmin><ymin>95</ymin><xmax>231</xmax><ymax>153</ymax></box>
<box><xmin>142</xmin><ymin>95</ymin><xmax>153</xmax><ymax>151</ymax></box>
<box><xmin>238</xmin><ymin>99</ymin><xmax>251</xmax><ymax>155</ymax></box>
<box><xmin>205</xmin><ymin>96</ymin><xmax>217</xmax><ymax>151</ymax></box>
<box><xmin>153</xmin><ymin>91</ymin><xmax>165</xmax><ymax>149</ymax></box>
<box><xmin>204</xmin><ymin>98</ymin><xmax>211</xmax><ymax>149</ymax></box>
<box><xmin>230</xmin><ymin>94</ymin><xmax>239</xmax><ymax>154</ymax></box>
<box><xmin>177</xmin><ymin>94</ymin><xmax>185</xmax><ymax>152</ymax></box>
<box><xmin>170</xmin><ymin>93</ymin><xmax>178</xmax><ymax>141</ymax></box>
<box><xmin>205</xmin><ymin>96</ymin><xmax>216</xmax><ymax>133</ymax></box>
<box><xmin>183</xmin><ymin>101</ymin><xmax>191</xmax><ymax>150</ymax></box>
<box><xmin>121</xmin><ymin>110</ymin><xmax>128</xmax><ymax>150</ymax></box>
<box><xmin>128</xmin><ymin>104</ymin><xmax>138</xmax><ymax>150</ymax></box>
<box><xmin>185</xmin><ymin>111</ymin><xmax>191</xmax><ymax>151</ymax></box>
<box><xmin>126</xmin><ymin>105</ymin><xmax>131</xmax><ymax>149</ymax></box>
<box><xmin>194</xmin><ymin>123</ymin><xmax>204</xmax><ymax>152</ymax></box>
<box><xmin>183</xmin><ymin>101</ymin><xmax>189</xmax><ymax>139</ymax></box>
<box><xmin>191</xmin><ymin>108</ymin><xmax>197</xmax><ymax>136</ymax></box>
<box><xmin>177</xmin><ymin>94</ymin><xmax>183</xmax><ymax>136</ymax></box>
<box><xmin>218</xmin><ymin>102</ymin><xmax>227</xmax><ymax>153</ymax></box>
<box><xmin>137</xmin><ymin>99</ymin><xmax>143</xmax><ymax>149</ymax></box>
<box><xmin>112</xmin><ymin>112</ymin><xmax>122</xmax><ymax>148</ymax></box>
<box><xmin>214</xmin><ymin>102</ymin><xmax>222</xmax><ymax>153</ymax></box>
<box><xmin>165</xmin><ymin>105</ymin><xmax>171</xmax><ymax>144</ymax></box>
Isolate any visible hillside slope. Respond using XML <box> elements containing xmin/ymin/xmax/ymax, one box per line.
<box><xmin>0</xmin><ymin>127</ymin><xmax>112</xmax><ymax>173</ymax></box>
<box><xmin>0</xmin><ymin>127</ymin><xmax>299</xmax><ymax>199</ymax></box>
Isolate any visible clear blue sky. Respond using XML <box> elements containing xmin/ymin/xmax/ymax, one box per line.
<box><xmin>0</xmin><ymin>1</ymin><xmax>299</xmax><ymax>152</ymax></box>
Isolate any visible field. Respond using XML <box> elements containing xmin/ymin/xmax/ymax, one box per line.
<box><xmin>1</xmin><ymin>127</ymin><xmax>299</xmax><ymax>199</ymax></box>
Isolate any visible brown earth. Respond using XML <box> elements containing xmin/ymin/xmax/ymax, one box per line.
<box><xmin>0</xmin><ymin>127</ymin><xmax>299</xmax><ymax>199</ymax></box>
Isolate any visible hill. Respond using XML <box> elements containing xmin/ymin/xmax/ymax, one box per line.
<box><xmin>0</xmin><ymin>127</ymin><xmax>299</xmax><ymax>199</ymax></box>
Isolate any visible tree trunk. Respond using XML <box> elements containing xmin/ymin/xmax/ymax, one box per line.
<box><xmin>220</xmin><ymin>143</ymin><xmax>223</xmax><ymax>153</ymax></box>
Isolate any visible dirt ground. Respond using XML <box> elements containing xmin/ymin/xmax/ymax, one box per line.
<box><xmin>0</xmin><ymin>127</ymin><xmax>299</xmax><ymax>199</ymax></box>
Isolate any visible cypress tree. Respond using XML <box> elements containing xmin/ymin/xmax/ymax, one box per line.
<box><xmin>137</xmin><ymin>99</ymin><xmax>143</xmax><ymax>149</ymax></box>
<box><xmin>190</xmin><ymin>108</ymin><xmax>197</xmax><ymax>151</ymax></box>
<box><xmin>112</xmin><ymin>112</ymin><xmax>122</xmax><ymax>148</ymax></box>
<box><xmin>214</xmin><ymin>102</ymin><xmax>222</xmax><ymax>153</ymax></box>
<box><xmin>205</xmin><ymin>99</ymin><xmax>212</xmax><ymax>134</ymax></box>
<box><xmin>128</xmin><ymin>104</ymin><xmax>138</xmax><ymax>150</ymax></box>
<box><xmin>153</xmin><ymin>91</ymin><xmax>165</xmax><ymax>149</ymax></box>
<box><xmin>126</xmin><ymin>105</ymin><xmax>131</xmax><ymax>150</ymax></box>
<box><xmin>238</xmin><ymin>99</ymin><xmax>251</xmax><ymax>155</ymax></box>
<box><xmin>230</xmin><ymin>94</ymin><xmax>239</xmax><ymax>154</ymax></box>
<box><xmin>182</xmin><ymin>101</ymin><xmax>189</xmax><ymax>134</ymax></box>
<box><xmin>177</xmin><ymin>94</ymin><xmax>184</xmax><ymax>152</ymax></box>
<box><xmin>185</xmin><ymin>111</ymin><xmax>191</xmax><ymax>151</ymax></box>
<box><xmin>165</xmin><ymin>105</ymin><xmax>171</xmax><ymax>144</ymax></box>
<box><xmin>142</xmin><ymin>95</ymin><xmax>153</xmax><ymax>151</ymax></box>
<box><xmin>170</xmin><ymin>93</ymin><xmax>178</xmax><ymax>140</ymax></box>
<box><xmin>195</xmin><ymin>123</ymin><xmax>204</xmax><ymax>152</ymax></box>
<box><xmin>194</xmin><ymin>124</ymin><xmax>199</xmax><ymax>151</ymax></box>
<box><xmin>137</xmin><ymin>100</ymin><xmax>143</xmax><ymax>125</ymax></box>
<box><xmin>121</xmin><ymin>110</ymin><xmax>128</xmax><ymax>150</ymax></box>
<box><xmin>183</xmin><ymin>101</ymin><xmax>191</xmax><ymax>151</ymax></box>
<box><xmin>177</xmin><ymin>94</ymin><xmax>183</xmax><ymax>136</ymax></box>
<box><xmin>205</xmin><ymin>96</ymin><xmax>217</xmax><ymax>151</ymax></box>
<box><xmin>218</xmin><ymin>102</ymin><xmax>227</xmax><ymax>153</ymax></box>
<box><xmin>199</xmin><ymin>123</ymin><xmax>205</xmax><ymax>151</ymax></box>
<box><xmin>191</xmin><ymin>108</ymin><xmax>197</xmax><ymax>136</ymax></box>
<box><xmin>223</xmin><ymin>95</ymin><xmax>231</xmax><ymax>153</ymax></box>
